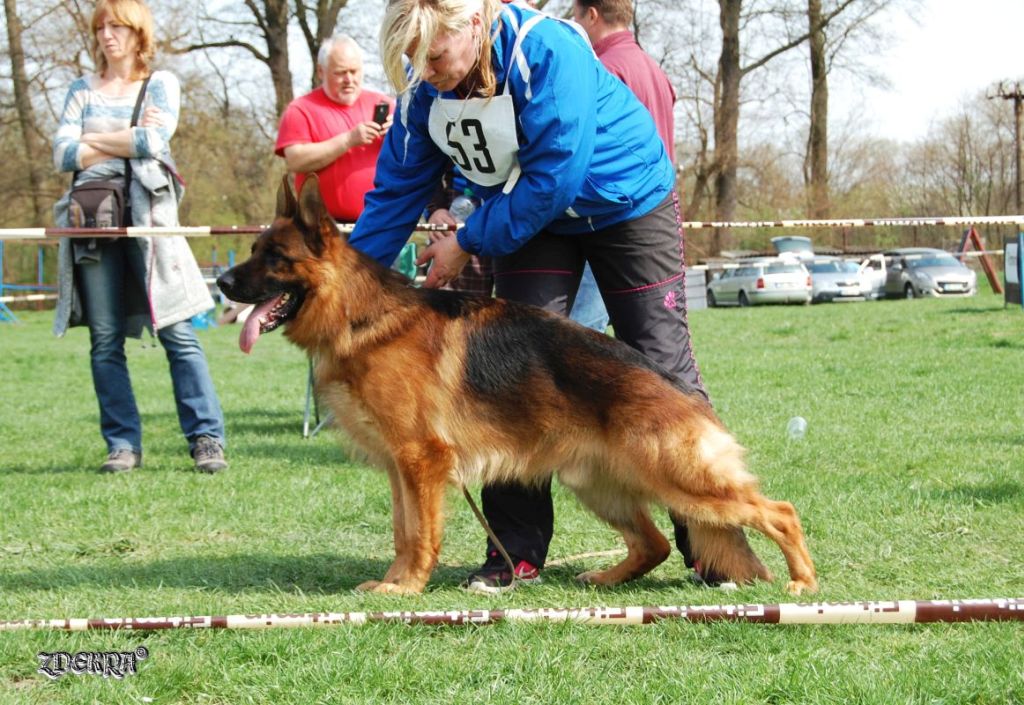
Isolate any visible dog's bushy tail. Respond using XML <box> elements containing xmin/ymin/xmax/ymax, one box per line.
<box><xmin>688</xmin><ymin>523</ymin><xmax>773</xmax><ymax>584</ymax></box>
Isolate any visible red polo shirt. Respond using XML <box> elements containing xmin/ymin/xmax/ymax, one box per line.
<box><xmin>275</xmin><ymin>87</ymin><xmax>394</xmax><ymax>221</ymax></box>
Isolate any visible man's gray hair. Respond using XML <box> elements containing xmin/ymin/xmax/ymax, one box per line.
<box><xmin>317</xmin><ymin>34</ymin><xmax>364</xmax><ymax>67</ymax></box>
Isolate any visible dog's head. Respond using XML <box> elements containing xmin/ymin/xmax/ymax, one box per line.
<box><xmin>216</xmin><ymin>174</ymin><xmax>337</xmax><ymax>353</ymax></box>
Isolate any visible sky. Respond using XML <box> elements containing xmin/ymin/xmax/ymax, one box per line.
<box><xmin>837</xmin><ymin>0</ymin><xmax>1024</xmax><ymax>141</ymax></box>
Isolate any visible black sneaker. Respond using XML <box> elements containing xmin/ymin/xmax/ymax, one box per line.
<box><xmin>463</xmin><ymin>552</ymin><xmax>542</xmax><ymax>594</ymax></box>
<box><xmin>192</xmin><ymin>436</ymin><xmax>228</xmax><ymax>473</ymax></box>
<box><xmin>99</xmin><ymin>449</ymin><xmax>142</xmax><ymax>473</ymax></box>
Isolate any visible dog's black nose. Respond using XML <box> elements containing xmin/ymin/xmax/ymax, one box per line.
<box><xmin>216</xmin><ymin>270</ymin><xmax>234</xmax><ymax>294</ymax></box>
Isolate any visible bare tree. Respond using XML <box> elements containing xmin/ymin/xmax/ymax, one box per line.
<box><xmin>709</xmin><ymin>0</ymin><xmax>901</xmax><ymax>251</ymax></box>
<box><xmin>805</xmin><ymin>0</ymin><xmax>828</xmax><ymax>218</ymax></box>
<box><xmin>294</xmin><ymin>0</ymin><xmax>349</xmax><ymax>88</ymax></box>
<box><xmin>175</xmin><ymin>0</ymin><xmax>293</xmax><ymax>118</ymax></box>
<box><xmin>804</xmin><ymin>0</ymin><xmax>919</xmax><ymax>221</ymax></box>
<box><xmin>4</xmin><ymin>0</ymin><xmax>47</xmax><ymax>224</ymax></box>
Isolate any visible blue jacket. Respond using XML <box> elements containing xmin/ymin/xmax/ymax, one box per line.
<box><xmin>349</xmin><ymin>4</ymin><xmax>675</xmax><ymax>264</ymax></box>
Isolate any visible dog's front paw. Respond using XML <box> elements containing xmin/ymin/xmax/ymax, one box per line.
<box><xmin>355</xmin><ymin>580</ymin><xmax>383</xmax><ymax>592</ymax></box>
<box><xmin>370</xmin><ymin>582</ymin><xmax>423</xmax><ymax>595</ymax></box>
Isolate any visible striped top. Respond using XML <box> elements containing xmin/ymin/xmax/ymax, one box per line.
<box><xmin>53</xmin><ymin>70</ymin><xmax>180</xmax><ymax>173</ymax></box>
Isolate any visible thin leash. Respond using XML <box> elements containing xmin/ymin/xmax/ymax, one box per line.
<box><xmin>461</xmin><ymin>484</ymin><xmax>520</xmax><ymax>589</ymax></box>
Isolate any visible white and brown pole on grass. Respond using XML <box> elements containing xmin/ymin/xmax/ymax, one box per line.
<box><xmin>1</xmin><ymin>599</ymin><xmax>1022</xmax><ymax>631</ymax></box>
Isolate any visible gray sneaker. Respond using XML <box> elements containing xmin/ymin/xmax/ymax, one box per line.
<box><xmin>100</xmin><ymin>449</ymin><xmax>142</xmax><ymax>473</ymax></box>
<box><xmin>192</xmin><ymin>436</ymin><xmax>227</xmax><ymax>473</ymax></box>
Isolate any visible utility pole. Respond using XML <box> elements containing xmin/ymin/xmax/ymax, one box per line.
<box><xmin>990</xmin><ymin>81</ymin><xmax>1024</xmax><ymax>212</ymax></box>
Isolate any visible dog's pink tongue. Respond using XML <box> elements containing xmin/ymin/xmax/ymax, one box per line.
<box><xmin>239</xmin><ymin>295</ymin><xmax>283</xmax><ymax>354</ymax></box>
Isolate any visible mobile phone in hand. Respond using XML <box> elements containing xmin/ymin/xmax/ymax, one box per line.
<box><xmin>373</xmin><ymin>101</ymin><xmax>390</xmax><ymax>125</ymax></box>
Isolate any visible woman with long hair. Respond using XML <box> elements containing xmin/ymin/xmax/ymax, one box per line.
<box><xmin>52</xmin><ymin>0</ymin><xmax>227</xmax><ymax>473</ymax></box>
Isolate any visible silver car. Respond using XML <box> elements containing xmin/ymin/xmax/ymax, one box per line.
<box><xmin>883</xmin><ymin>248</ymin><xmax>977</xmax><ymax>298</ymax></box>
<box><xmin>707</xmin><ymin>258</ymin><xmax>812</xmax><ymax>307</ymax></box>
<box><xmin>806</xmin><ymin>256</ymin><xmax>869</xmax><ymax>303</ymax></box>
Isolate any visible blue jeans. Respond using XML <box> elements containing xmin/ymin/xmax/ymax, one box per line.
<box><xmin>76</xmin><ymin>239</ymin><xmax>225</xmax><ymax>454</ymax></box>
<box><xmin>568</xmin><ymin>262</ymin><xmax>610</xmax><ymax>332</ymax></box>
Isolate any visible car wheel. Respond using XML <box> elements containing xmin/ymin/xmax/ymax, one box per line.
<box><xmin>707</xmin><ymin>289</ymin><xmax>718</xmax><ymax>308</ymax></box>
<box><xmin>738</xmin><ymin>291</ymin><xmax>751</xmax><ymax>307</ymax></box>
<box><xmin>904</xmin><ymin>283</ymin><xmax>916</xmax><ymax>299</ymax></box>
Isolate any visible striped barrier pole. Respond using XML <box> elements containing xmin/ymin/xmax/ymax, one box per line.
<box><xmin>679</xmin><ymin>215</ymin><xmax>1024</xmax><ymax>229</ymax></box>
<box><xmin>4</xmin><ymin>216</ymin><xmax>1024</xmax><ymax>240</ymax></box>
<box><xmin>0</xmin><ymin>224</ymin><xmax>459</xmax><ymax>240</ymax></box>
<box><xmin>1</xmin><ymin>598</ymin><xmax>1021</xmax><ymax>632</ymax></box>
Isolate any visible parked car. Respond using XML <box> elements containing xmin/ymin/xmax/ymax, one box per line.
<box><xmin>882</xmin><ymin>247</ymin><xmax>977</xmax><ymax>298</ymax></box>
<box><xmin>771</xmin><ymin>236</ymin><xmax>814</xmax><ymax>260</ymax></box>
<box><xmin>805</xmin><ymin>256</ymin><xmax>869</xmax><ymax>303</ymax></box>
<box><xmin>858</xmin><ymin>254</ymin><xmax>887</xmax><ymax>300</ymax></box>
<box><xmin>707</xmin><ymin>258</ymin><xmax>812</xmax><ymax>307</ymax></box>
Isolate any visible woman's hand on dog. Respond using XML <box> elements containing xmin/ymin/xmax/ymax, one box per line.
<box><xmin>417</xmin><ymin>233</ymin><xmax>471</xmax><ymax>288</ymax></box>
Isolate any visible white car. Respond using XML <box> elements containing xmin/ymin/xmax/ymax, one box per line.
<box><xmin>707</xmin><ymin>258</ymin><xmax>812</xmax><ymax>307</ymax></box>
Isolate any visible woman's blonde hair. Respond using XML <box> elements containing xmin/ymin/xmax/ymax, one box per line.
<box><xmin>90</xmin><ymin>0</ymin><xmax>155</xmax><ymax>80</ymax></box>
<box><xmin>381</xmin><ymin>0</ymin><xmax>503</xmax><ymax>96</ymax></box>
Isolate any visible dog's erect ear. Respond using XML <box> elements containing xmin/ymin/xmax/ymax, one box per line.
<box><xmin>277</xmin><ymin>175</ymin><xmax>298</xmax><ymax>218</ymax></box>
<box><xmin>296</xmin><ymin>174</ymin><xmax>330</xmax><ymax>256</ymax></box>
<box><xmin>277</xmin><ymin>174</ymin><xmax>297</xmax><ymax>218</ymax></box>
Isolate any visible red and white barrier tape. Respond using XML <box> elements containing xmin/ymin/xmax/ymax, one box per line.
<box><xmin>681</xmin><ymin>215</ymin><xmax>1024</xmax><ymax>229</ymax></box>
<box><xmin>0</xmin><ymin>223</ymin><xmax>456</xmax><ymax>241</ymax></box>
<box><xmin>2</xmin><ymin>215</ymin><xmax>1023</xmax><ymax>241</ymax></box>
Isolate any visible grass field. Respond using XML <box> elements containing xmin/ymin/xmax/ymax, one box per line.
<box><xmin>1</xmin><ymin>294</ymin><xmax>1022</xmax><ymax>704</ymax></box>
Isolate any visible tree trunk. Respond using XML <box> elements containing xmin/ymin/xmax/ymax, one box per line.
<box><xmin>712</xmin><ymin>0</ymin><xmax>742</xmax><ymax>253</ymax></box>
<box><xmin>296</xmin><ymin>0</ymin><xmax>349</xmax><ymax>89</ymax></box>
<box><xmin>806</xmin><ymin>0</ymin><xmax>830</xmax><ymax>219</ymax></box>
<box><xmin>4</xmin><ymin>0</ymin><xmax>48</xmax><ymax>225</ymax></box>
<box><xmin>264</xmin><ymin>0</ymin><xmax>293</xmax><ymax>118</ymax></box>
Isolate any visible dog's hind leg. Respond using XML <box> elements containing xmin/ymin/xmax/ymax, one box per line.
<box><xmin>669</xmin><ymin>490</ymin><xmax>817</xmax><ymax>595</ymax></box>
<box><xmin>656</xmin><ymin>424</ymin><xmax>817</xmax><ymax>594</ymax></box>
<box><xmin>571</xmin><ymin>486</ymin><xmax>671</xmax><ymax>586</ymax></box>
<box><xmin>741</xmin><ymin>496</ymin><xmax>817</xmax><ymax>595</ymax></box>
<box><xmin>684</xmin><ymin>521</ymin><xmax>773</xmax><ymax>584</ymax></box>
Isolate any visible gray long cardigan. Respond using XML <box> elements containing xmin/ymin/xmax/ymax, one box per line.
<box><xmin>53</xmin><ymin>157</ymin><xmax>214</xmax><ymax>338</ymax></box>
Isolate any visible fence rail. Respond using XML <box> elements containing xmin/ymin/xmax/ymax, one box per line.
<box><xmin>0</xmin><ymin>223</ymin><xmax>456</xmax><ymax>240</ymax></box>
<box><xmin>1</xmin><ymin>215</ymin><xmax>1023</xmax><ymax>241</ymax></box>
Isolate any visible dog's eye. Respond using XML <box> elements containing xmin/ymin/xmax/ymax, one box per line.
<box><xmin>264</xmin><ymin>250</ymin><xmax>292</xmax><ymax>268</ymax></box>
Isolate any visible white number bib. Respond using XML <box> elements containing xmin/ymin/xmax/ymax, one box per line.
<box><xmin>426</xmin><ymin>9</ymin><xmax>590</xmax><ymax>196</ymax></box>
<box><xmin>428</xmin><ymin>93</ymin><xmax>519</xmax><ymax>190</ymax></box>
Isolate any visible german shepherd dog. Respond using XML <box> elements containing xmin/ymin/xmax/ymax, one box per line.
<box><xmin>216</xmin><ymin>176</ymin><xmax>818</xmax><ymax>596</ymax></box>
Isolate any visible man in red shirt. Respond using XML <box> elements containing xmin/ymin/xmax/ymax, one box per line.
<box><xmin>275</xmin><ymin>35</ymin><xmax>394</xmax><ymax>222</ymax></box>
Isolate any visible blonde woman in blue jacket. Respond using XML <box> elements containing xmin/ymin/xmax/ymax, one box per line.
<box><xmin>350</xmin><ymin>0</ymin><xmax>750</xmax><ymax>592</ymax></box>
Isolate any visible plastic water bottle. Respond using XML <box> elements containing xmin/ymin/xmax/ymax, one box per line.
<box><xmin>786</xmin><ymin>416</ymin><xmax>808</xmax><ymax>440</ymax></box>
<box><xmin>448</xmin><ymin>188</ymin><xmax>478</xmax><ymax>224</ymax></box>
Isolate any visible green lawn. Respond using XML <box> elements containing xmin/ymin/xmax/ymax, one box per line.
<box><xmin>1</xmin><ymin>295</ymin><xmax>1022</xmax><ymax>704</ymax></box>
